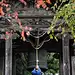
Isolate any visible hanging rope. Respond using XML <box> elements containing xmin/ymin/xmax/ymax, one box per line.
<box><xmin>31</xmin><ymin>28</ymin><xmax>43</xmax><ymax>75</ymax></box>
<box><xmin>35</xmin><ymin>37</ymin><xmax>39</xmax><ymax>68</ymax></box>
<box><xmin>32</xmin><ymin>36</ymin><xmax>42</xmax><ymax>75</ymax></box>
<box><xmin>35</xmin><ymin>49</ymin><xmax>39</xmax><ymax>69</ymax></box>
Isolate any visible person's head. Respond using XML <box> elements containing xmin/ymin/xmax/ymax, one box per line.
<box><xmin>35</xmin><ymin>65</ymin><xmax>39</xmax><ymax>70</ymax></box>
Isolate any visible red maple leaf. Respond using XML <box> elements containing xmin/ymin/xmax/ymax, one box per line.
<box><xmin>21</xmin><ymin>30</ymin><xmax>25</xmax><ymax>41</ymax></box>
<box><xmin>36</xmin><ymin>0</ymin><xmax>47</xmax><ymax>9</ymax></box>
<box><xmin>46</xmin><ymin>0</ymin><xmax>51</xmax><ymax>4</ymax></box>
<box><xmin>19</xmin><ymin>0</ymin><xmax>27</xmax><ymax>5</ymax></box>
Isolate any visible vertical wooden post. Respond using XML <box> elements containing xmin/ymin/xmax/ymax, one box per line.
<box><xmin>71</xmin><ymin>56</ymin><xmax>75</xmax><ymax>75</ymax></box>
<box><xmin>59</xmin><ymin>53</ymin><xmax>63</xmax><ymax>75</ymax></box>
<box><xmin>5</xmin><ymin>35</ymin><xmax>12</xmax><ymax>75</ymax></box>
<box><xmin>62</xmin><ymin>33</ymin><xmax>70</xmax><ymax>75</ymax></box>
<box><xmin>13</xmin><ymin>53</ymin><xmax>16</xmax><ymax>75</ymax></box>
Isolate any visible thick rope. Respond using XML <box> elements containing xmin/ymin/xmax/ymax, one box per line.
<box><xmin>35</xmin><ymin>37</ymin><xmax>39</xmax><ymax>68</ymax></box>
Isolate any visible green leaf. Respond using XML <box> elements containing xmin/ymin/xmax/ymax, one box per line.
<box><xmin>50</xmin><ymin>34</ymin><xmax>53</xmax><ymax>39</ymax></box>
<box><xmin>47</xmin><ymin>30</ymin><xmax>50</xmax><ymax>34</ymax></box>
<box><xmin>62</xmin><ymin>0</ymin><xmax>68</xmax><ymax>2</ymax></box>
<box><xmin>54</xmin><ymin>36</ymin><xmax>58</xmax><ymax>42</ymax></box>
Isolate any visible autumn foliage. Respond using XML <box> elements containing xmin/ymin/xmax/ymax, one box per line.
<box><xmin>0</xmin><ymin>0</ymin><xmax>54</xmax><ymax>40</ymax></box>
<box><xmin>36</xmin><ymin>0</ymin><xmax>52</xmax><ymax>10</ymax></box>
<box><xmin>19</xmin><ymin>0</ymin><xmax>53</xmax><ymax>10</ymax></box>
<box><xmin>0</xmin><ymin>0</ymin><xmax>9</xmax><ymax>16</ymax></box>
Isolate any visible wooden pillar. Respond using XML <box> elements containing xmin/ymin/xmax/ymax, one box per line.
<box><xmin>12</xmin><ymin>53</ymin><xmax>16</xmax><ymax>75</ymax></box>
<box><xmin>59</xmin><ymin>53</ymin><xmax>63</xmax><ymax>75</ymax></box>
<box><xmin>62</xmin><ymin>33</ymin><xmax>70</xmax><ymax>75</ymax></box>
<box><xmin>5</xmin><ymin>35</ymin><xmax>12</xmax><ymax>75</ymax></box>
<box><xmin>71</xmin><ymin>56</ymin><xmax>75</xmax><ymax>75</ymax></box>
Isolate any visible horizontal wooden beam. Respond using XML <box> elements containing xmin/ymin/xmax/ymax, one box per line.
<box><xmin>18</xmin><ymin>15</ymin><xmax>54</xmax><ymax>19</ymax></box>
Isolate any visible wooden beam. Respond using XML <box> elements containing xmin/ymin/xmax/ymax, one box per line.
<box><xmin>62</xmin><ymin>33</ymin><xmax>70</xmax><ymax>75</ymax></box>
<box><xmin>5</xmin><ymin>35</ymin><xmax>12</xmax><ymax>75</ymax></box>
<box><xmin>18</xmin><ymin>15</ymin><xmax>54</xmax><ymax>19</ymax></box>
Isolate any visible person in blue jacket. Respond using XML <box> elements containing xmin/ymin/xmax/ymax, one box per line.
<box><xmin>32</xmin><ymin>65</ymin><xmax>42</xmax><ymax>75</ymax></box>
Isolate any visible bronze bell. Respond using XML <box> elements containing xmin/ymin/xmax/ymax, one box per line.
<box><xmin>27</xmin><ymin>49</ymin><xmax>48</xmax><ymax>72</ymax></box>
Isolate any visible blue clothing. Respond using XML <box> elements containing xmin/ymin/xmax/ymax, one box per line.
<box><xmin>32</xmin><ymin>68</ymin><xmax>42</xmax><ymax>75</ymax></box>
